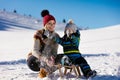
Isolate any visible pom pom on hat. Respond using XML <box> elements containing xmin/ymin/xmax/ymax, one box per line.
<box><xmin>65</xmin><ymin>19</ymin><xmax>78</xmax><ymax>31</ymax></box>
<box><xmin>41</xmin><ymin>9</ymin><xmax>49</xmax><ymax>17</ymax></box>
<box><xmin>67</xmin><ymin>19</ymin><xmax>74</xmax><ymax>24</ymax></box>
<box><xmin>41</xmin><ymin>9</ymin><xmax>56</xmax><ymax>26</ymax></box>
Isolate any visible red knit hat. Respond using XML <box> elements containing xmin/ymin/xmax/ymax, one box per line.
<box><xmin>41</xmin><ymin>10</ymin><xmax>56</xmax><ymax>26</ymax></box>
<box><xmin>43</xmin><ymin>15</ymin><xmax>56</xmax><ymax>26</ymax></box>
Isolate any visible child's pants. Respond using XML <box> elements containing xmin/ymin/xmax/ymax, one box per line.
<box><xmin>66</xmin><ymin>53</ymin><xmax>91</xmax><ymax>76</ymax></box>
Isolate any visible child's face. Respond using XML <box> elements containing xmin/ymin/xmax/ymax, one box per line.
<box><xmin>65</xmin><ymin>27</ymin><xmax>74</xmax><ymax>37</ymax></box>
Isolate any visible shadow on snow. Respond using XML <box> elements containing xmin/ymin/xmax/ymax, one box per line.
<box><xmin>0</xmin><ymin>59</ymin><xmax>26</xmax><ymax>65</ymax></box>
<box><xmin>0</xmin><ymin>18</ymin><xmax>35</xmax><ymax>30</ymax></box>
<box><xmin>92</xmin><ymin>75</ymin><xmax>120</xmax><ymax>80</ymax></box>
<box><xmin>82</xmin><ymin>53</ymin><xmax>109</xmax><ymax>57</ymax></box>
<box><xmin>0</xmin><ymin>53</ymin><xmax>109</xmax><ymax>65</ymax></box>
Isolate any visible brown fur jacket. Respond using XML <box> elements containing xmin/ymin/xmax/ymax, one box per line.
<box><xmin>32</xmin><ymin>29</ymin><xmax>59</xmax><ymax>63</ymax></box>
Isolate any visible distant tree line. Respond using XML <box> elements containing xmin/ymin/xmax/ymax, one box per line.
<box><xmin>1</xmin><ymin>8</ymin><xmax>89</xmax><ymax>30</ymax></box>
<box><xmin>1</xmin><ymin>8</ymin><xmax>32</xmax><ymax>18</ymax></box>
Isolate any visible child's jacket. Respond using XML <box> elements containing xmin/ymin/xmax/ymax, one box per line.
<box><xmin>56</xmin><ymin>30</ymin><xmax>80</xmax><ymax>53</ymax></box>
<box><xmin>55</xmin><ymin>30</ymin><xmax>81</xmax><ymax>63</ymax></box>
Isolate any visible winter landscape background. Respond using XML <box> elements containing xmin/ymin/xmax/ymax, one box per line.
<box><xmin>0</xmin><ymin>10</ymin><xmax>120</xmax><ymax>80</ymax></box>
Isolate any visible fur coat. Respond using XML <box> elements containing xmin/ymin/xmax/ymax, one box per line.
<box><xmin>32</xmin><ymin>29</ymin><xmax>59</xmax><ymax>67</ymax></box>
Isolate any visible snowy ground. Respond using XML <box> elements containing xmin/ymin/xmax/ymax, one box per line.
<box><xmin>0</xmin><ymin>10</ymin><xmax>120</xmax><ymax>80</ymax></box>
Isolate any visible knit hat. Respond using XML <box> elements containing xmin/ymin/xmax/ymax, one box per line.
<box><xmin>64</xmin><ymin>19</ymin><xmax>78</xmax><ymax>36</ymax></box>
<box><xmin>41</xmin><ymin>9</ymin><xmax>56</xmax><ymax>26</ymax></box>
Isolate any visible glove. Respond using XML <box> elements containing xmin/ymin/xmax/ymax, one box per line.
<box><xmin>66</xmin><ymin>28</ymin><xmax>74</xmax><ymax>37</ymax></box>
<box><xmin>43</xmin><ymin>30</ymin><xmax>49</xmax><ymax>38</ymax></box>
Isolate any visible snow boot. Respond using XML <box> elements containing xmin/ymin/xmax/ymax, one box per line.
<box><xmin>86</xmin><ymin>70</ymin><xmax>97</xmax><ymax>78</ymax></box>
<box><xmin>38</xmin><ymin>68</ymin><xmax>48</xmax><ymax>78</ymax></box>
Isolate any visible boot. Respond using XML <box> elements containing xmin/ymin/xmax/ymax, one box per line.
<box><xmin>38</xmin><ymin>68</ymin><xmax>48</xmax><ymax>78</ymax></box>
<box><xmin>86</xmin><ymin>70</ymin><xmax>97</xmax><ymax>78</ymax></box>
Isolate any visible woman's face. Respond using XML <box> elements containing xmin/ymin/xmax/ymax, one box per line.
<box><xmin>45</xmin><ymin>20</ymin><xmax>56</xmax><ymax>32</ymax></box>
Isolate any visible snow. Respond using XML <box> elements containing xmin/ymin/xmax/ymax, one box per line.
<box><xmin>0</xmin><ymin>10</ymin><xmax>120</xmax><ymax>80</ymax></box>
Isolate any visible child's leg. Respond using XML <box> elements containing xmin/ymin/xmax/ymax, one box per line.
<box><xmin>75</xmin><ymin>56</ymin><xmax>92</xmax><ymax>77</ymax></box>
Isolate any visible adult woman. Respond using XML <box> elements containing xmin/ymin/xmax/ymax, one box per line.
<box><xmin>32</xmin><ymin>10</ymin><xmax>59</xmax><ymax>64</ymax></box>
<box><xmin>27</xmin><ymin>10</ymin><xmax>60</xmax><ymax>78</ymax></box>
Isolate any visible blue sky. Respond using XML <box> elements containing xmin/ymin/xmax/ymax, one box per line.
<box><xmin>0</xmin><ymin>0</ymin><xmax>120</xmax><ymax>29</ymax></box>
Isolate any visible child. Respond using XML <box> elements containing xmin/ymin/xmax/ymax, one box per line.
<box><xmin>54</xmin><ymin>20</ymin><xmax>97</xmax><ymax>78</ymax></box>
